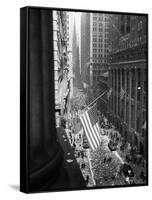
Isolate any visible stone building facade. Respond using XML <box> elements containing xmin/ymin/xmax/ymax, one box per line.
<box><xmin>81</xmin><ymin>13</ymin><xmax>110</xmax><ymax>87</ymax></box>
<box><xmin>107</xmin><ymin>14</ymin><xmax>147</xmax><ymax>158</ymax></box>
<box><xmin>53</xmin><ymin>11</ymin><xmax>72</xmax><ymax>125</ymax></box>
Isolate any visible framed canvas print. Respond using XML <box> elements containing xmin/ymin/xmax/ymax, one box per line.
<box><xmin>20</xmin><ymin>6</ymin><xmax>148</xmax><ymax>193</ymax></box>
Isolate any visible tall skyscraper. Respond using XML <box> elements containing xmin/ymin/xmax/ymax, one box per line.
<box><xmin>53</xmin><ymin>11</ymin><xmax>71</xmax><ymax>119</ymax></box>
<box><xmin>72</xmin><ymin>21</ymin><xmax>82</xmax><ymax>89</ymax></box>
<box><xmin>81</xmin><ymin>13</ymin><xmax>110</xmax><ymax>87</ymax></box>
<box><xmin>66</xmin><ymin>12</ymin><xmax>74</xmax><ymax>98</ymax></box>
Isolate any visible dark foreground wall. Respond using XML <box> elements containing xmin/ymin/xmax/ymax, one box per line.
<box><xmin>20</xmin><ymin>7</ymin><xmax>86</xmax><ymax>193</ymax></box>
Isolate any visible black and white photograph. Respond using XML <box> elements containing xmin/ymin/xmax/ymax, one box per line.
<box><xmin>20</xmin><ymin>7</ymin><xmax>148</xmax><ymax>193</ymax></box>
<box><xmin>53</xmin><ymin>10</ymin><xmax>148</xmax><ymax>188</ymax></box>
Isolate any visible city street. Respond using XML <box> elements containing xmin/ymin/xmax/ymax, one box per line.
<box><xmin>62</xmin><ymin>86</ymin><xmax>147</xmax><ymax>187</ymax></box>
<box><xmin>54</xmin><ymin>11</ymin><xmax>148</xmax><ymax>189</ymax></box>
<box><xmin>63</xmin><ymin>108</ymin><xmax>125</xmax><ymax>187</ymax></box>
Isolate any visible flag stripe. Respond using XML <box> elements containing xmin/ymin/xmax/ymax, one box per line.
<box><xmin>80</xmin><ymin>104</ymin><xmax>101</xmax><ymax>151</ymax></box>
<box><xmin>92</xmin><ymin>121</ymin><xmax>100</xmax><ymax>143</ymax></box>
<box><xmin>93</xmin><ymin>124</ymin><xmax>100</xmax><ymax>144</ymax></box>
<box><xmin>82</xmin><ymin>113</ymin><xmax>98</xmax><ymax>149</ymax></box>
<box><xmin>80</xmin><ymin>115</ymin><xmax>93</xmax><ymax>149</ymax></box>
<box><xmin>94</xmin><ymin>119</ymin><xmax>101</xmax><ymax>141</ymax></box>
<box><xmin>98</xmin><ymin>125</ymin><xmax>102</xmax><ymax>140</ymax></box>
<box><xmin>94</xmin><ymin>126</ymin><xmax>101</xmax><ymax>145</ymax></box>
<box><xmin>80</xmin><ymin>115</ymin><xmax>96</xmax><ymax>150</ymax></box>
<box><xmin>81</xmin><ymin>114</ymin><xmax>97</xmax><ymax>150</ymax></box>
<box><xmin>85</xmin><ymin>112</ymin><xmax>100</xmax><ymax>147</ymax></box>
<box><xmin>94</xmin><ymin>123</ymin><xmax>101</xmax><ymax>142</ymax></box>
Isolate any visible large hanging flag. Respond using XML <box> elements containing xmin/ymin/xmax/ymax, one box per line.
<box><xmin>79</xmin><ymin>104</ymin><xmax>102</xmax><ymax>151</ymax></box>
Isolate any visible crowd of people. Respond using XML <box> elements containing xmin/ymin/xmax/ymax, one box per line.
<box><xmin>62</xmin><ymin>112</ymin><xmax>95</xmax><ymax>187</ymax></box>
<box><xmin>60</xmin><ymin>106</ymin><xmax>147</xmax><ymax>186</ymax></box>
<box><xmin>97</xmin><ymin>114</ymin><xmax>147</xmax><ymax>184</ymax></box>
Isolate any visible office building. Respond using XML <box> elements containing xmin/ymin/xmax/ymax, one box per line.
<box><xmin>81</xmin><ymin>13</ymin><xmax>110</xmax><ymax>87</ymax></box>
<box><xmin>107</xmin><ymin>14</ymin><xmax>147</xmax><ymax>158</ymax></box>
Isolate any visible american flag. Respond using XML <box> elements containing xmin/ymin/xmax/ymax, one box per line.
<box><xmin>79</xmin><ymin>104</ymin><xmax>102</xmax><ymax>151</ymax></box>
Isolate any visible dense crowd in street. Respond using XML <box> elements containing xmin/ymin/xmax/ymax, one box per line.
<box><xmin>64</xmin><ymin>117</ymin><xmax>95</xmax><ymax>187</ymax></box>
<box><xmin>100</xmin><ymin>115</ymin><xmax>147</xmax><ymax>183</ymax></box>
<box><xmin>60</xmin><ymin>96</ymin><xmax>147</xmax><ymax>187</ymax></box>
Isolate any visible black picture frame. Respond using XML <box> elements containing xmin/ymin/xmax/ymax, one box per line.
<box><xmin>20</xmin><ymin>6</ymin><xmax>148</xmax><ymax>193</ymax></box>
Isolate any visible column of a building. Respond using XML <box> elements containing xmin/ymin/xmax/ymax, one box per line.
<box><xmin>116</xmin><ymin>69</ymin><xmax>119</xmax><ymax>118</ymax></box>
<box><xmin>90</xmin><ymin>64</ymin><xmax>93</xmax><ymax>86</ymax></box>
<box><xmin>139</xmin><ymin>67</ymin><xmax>144</xmax><ymax>150</ymax></box>
<box><xmin>119</xmin><ymin>69</ymin><xmax>122</xmax><ymax>117</ymax></box>
<box><xmin>123</xmin><ymin>68</ymin><xmax>127</xmax><ymax>141</ymax></box>
<box><xmin>134</xmin><ymin>67</ymin><xmax>138</xmax><ymax>146</ymax></box>
<box><xmin>112</xmin><ymin>68</ymin><xmax>115</xmax><ymax>123</ymax></box>
<box><xmin>142</xmin><ymin>67</ymin><xmax>147</xmax><ymax>159</ymax></box>
<box><xmin>124</xmin><ymin>68</ymin><xmax>127</xmax><ymax>123</ymax></box>
<box><xmin>110</xmin><ymin>69</ymin><xmax>113</xmax><ymax>115</ymax></box>
<box><xmin>117</xmin><ymin>69</ymin><xmax>120</xmax><ymax>119</ymax></box>
<box><xmin>128</xmin><ymin>68</ymin><xmax>132</xmax><ymax>143</ymax></box>
<box><xmin>110</xmin><ymin>69</ymin><xmax>113</xmax><ymax>119</ymax></box>
<box><xmin>119</xmin><ymin>68</ymin><xmax>123</xmax><ymax>136</ymax></box>
<box><xmin>108</xmin><ymin>69</ymin><xmax>111</xmax><ymax>115</ymax></box>
<box><xmin>114</xmin><ymin>69</ymin><xmax>117</xmax><ymax>119</ymax></box>
<box><xmin>115</xmin><ymin>68</ymin><xmax>117</xmax><ymax>124</ymax></box>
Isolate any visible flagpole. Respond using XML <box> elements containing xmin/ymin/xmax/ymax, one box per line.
<box><xmin>87</xmin><ymin>90</ymin><xmax>107</xmax><ymax>108</ymax></box>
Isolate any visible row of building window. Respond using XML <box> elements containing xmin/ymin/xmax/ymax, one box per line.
<box><xmin>92</xmin><ymin>43</ymin><xmax>109</xmax><ymax>48</ymax></box>
<box><xmin>93</xmin><ymin>23</ymin><xmax>105</xmax><ymax>27</ymax></box>
<box><xmin>92</xmin><ymin>37</ymin><xmax>107</xmax><ymax>42</ymax></box>
<box><xmin>92</xmin><ymin>34</ymin><xmax>109</xmax><ymax>39</ymax></box>
<box><xmin>93</xmin><ymin>27</ymin><xmax>110</xmax><ymax>32</ymax></box>
<box><xmin>92</xmin><ymin>58</ymin><xmax>108</xmax><ymax>63</ymax></box>
<box><xmin>93</xmin><ymin>49</ymin><xmax>104</xmax><ymax>53</ymax></box>
<box><xmin>93</xmin><ymin>16</ymin><xmax>104</xmax><ymax>21</ymax></box>
<box><xmin>93</xmin><ymin>54</ymin><xmax>105</xmax><ymax>58</ymax></box>
<box><xmin>93</xmin><ymin>17</ymin><xmax>109</xmax><ymax>21</ymax></box>
<box><xmin>119</xmin><ymin>16</ymin><xmax>145</xmax><ymax>36</ymax></box>
<box><xmin>93</xmin><ymin>52</ymin><xmax>109</xmax><ymax>57</ymax></box>
<box><xmin>92</xmin><ymin>65</ymin><xmax>103</xmax><ymax>70</ymax></box>
<box><xmin>93</xmin><ymin>22</ymin><xmax>109</xmax><ymax>27</ymax></box>
<box><xmin>93</xmin><ymin>38</ymin><xmax>109</xmax><ymax>42</ymax></box>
